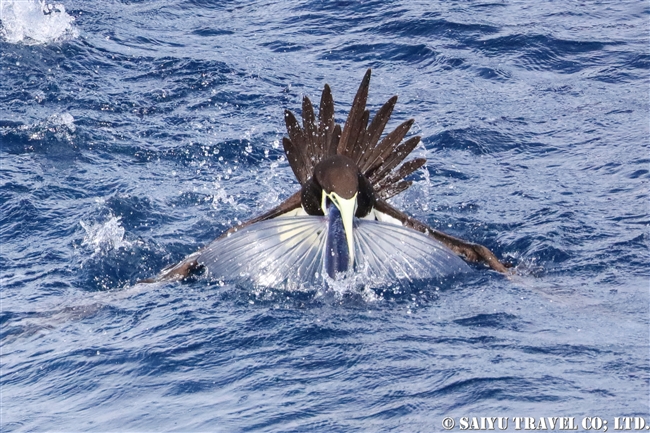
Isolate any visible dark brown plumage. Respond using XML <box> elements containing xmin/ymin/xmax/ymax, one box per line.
<box><xmin>300</xmin><ymin>155</ymin><xmax>375</xmax><ymax>218</ymax></box>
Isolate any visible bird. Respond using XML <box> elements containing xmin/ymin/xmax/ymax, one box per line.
<box><xmin>143</xmin><ymin>69</ymin><xmax>509</xmax><ymax>286</ymax></box>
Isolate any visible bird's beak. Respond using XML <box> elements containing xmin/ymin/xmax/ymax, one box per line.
<box><xmin>323</xmin><ymin>191</ymin><xmax>357</xmax><ymax>269</ymax></box>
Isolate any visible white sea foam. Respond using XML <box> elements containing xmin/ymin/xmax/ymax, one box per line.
<box><xmin>0</xmin><ymin>0</ymin><xmax>78</xmax><ymax>44</ymax></box>
<box><xmin>80</xmin><ymin>216</ymin><xmax>131</xmax><ymax>256</ymax></box>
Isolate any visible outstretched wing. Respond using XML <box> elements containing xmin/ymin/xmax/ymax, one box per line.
<box><xmin>197</xmin><ymin>216</ymin><xmax>327</xmax><ymax>288</ymax></box>
<box><xmin>354</xmin><ymin>219</ymin><xmax>470</xmax><ymax>282</ymax></box>
<box><xmin>196</xmin><ymin>216</ymin><xmax>469</xmax><ymax>288</ymax></box>
<box><xmin>374</xmin><ymin>199</ymin><xmax>510</xmax><ymax>273</ymax></box>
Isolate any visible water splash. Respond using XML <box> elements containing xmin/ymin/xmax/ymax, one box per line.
<box><xmin>49</xmin><ymin>112</ymin><xmax>75</xmax><ymax>130</ymax></box>
<box><xmin>23</xmin><ymin>112</ymin><xmax>76</xmax><ymax>140</ymax></box>
<box><xmin>0</xmin><ymin>0</ymin><xmax>78</xmax><ymax>44</ymax></box>
<box><xmin>80</xmin><ymin>215</ymin><xmax>131</xmax><ymax>256</ymax></box>
<box><xmin>210</xmin><ymin>181</ymin><xmax>237</xmax><ymax>209</ymax></box>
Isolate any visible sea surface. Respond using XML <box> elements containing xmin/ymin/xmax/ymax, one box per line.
<box><xmin>1</xmin><ymin>1</ymin><xmax>648</xmax><ymax>431</ymax></box>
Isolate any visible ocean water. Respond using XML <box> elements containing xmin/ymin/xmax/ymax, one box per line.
<box><xmin>1</xmin><ymin>0</ymin><xmax>648</xmax><ymax>431</ymax></box>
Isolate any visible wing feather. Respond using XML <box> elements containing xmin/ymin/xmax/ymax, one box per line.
<box><xmin>354</xmin><ymin>219</ymin><xmax>470</xmax><ymax>281</ymax></box>
<box><xmin>197</xmin><ymin>215</ymin><xmax>469</xmax><ymax>288</ymax></box>
<box><xmin>198</xmin><ymin>217</ymin><xmax>327</xmax><ymax>287</ymax></box>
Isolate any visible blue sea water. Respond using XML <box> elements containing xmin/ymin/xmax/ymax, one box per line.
<box><xmin>1</xmin><ymin>0</ymin><xmax>648</xmax><ymax>431</ymax></box>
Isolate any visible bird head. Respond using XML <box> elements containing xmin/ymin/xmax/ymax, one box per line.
<box><xmin>314</xmin><ymin>155</ymin><xmax>359</xmax><ymax>274</ymax></box>
<box><xmin>301</xmin><ymin>155</ymin><xmax>373</xmax><ymax>277</ymax></box>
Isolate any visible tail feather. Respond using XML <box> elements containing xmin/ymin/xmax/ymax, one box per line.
<box><xmin>283</xmin><ymin>68</ymin><xmax>424</xmax><ymax>198</ymax></box>
<box><xmin>301</xmin><ymin>96</ymin><xmax>318</xmax><ymax>163</ymax></box>
<box><xmin>282</xmin><ymin>112</ymin><xmax>310</xmax><ymax>185</ymax></box>
<box><xmin>328</xmin><ymin>123</ymin><xmax>342</xmax><ymax>157</ymax></box>
<box><xmin>360</xmin><ymin>119</ymin><xmax>415</xmax><ymax>177</ymax></box>
<box><xmin>375</xmin><ymin>157</ymin><xmax>426</xmax><ymax>199</ymax></box>
<box><xmin>368</xmin><ymin>135</ymin><xmax>421</xmax><ymax>184</ymax></box>
<box><xmin>317</xmin><ymin>84</ymin><xmax>336</xmax><ymax>160</ymax></box>
<box><xmin>337</xmin><ymin>69</ymin><xmax>371</xmax><ymax>156</ymax></box>
<box><xmin>351</xmin><ymin>95</ymin><xmax>397</xmax><ymax>165</ymax></box>
<box><xmin>378</xmin><ymin>180</ymin><xmax>412</xmax><ymax>200</ymax></box>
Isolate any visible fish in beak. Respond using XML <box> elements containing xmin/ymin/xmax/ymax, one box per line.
<box><xmin>322</xmin><ymin>191</ymin><xmax>357</xmax><ymax>278</ymax></box>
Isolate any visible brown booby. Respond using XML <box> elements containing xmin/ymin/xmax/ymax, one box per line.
<box><xmin>144</xmin><ymin>69</ymin><xmax>509</xmax><ymax>286</ymax></box>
